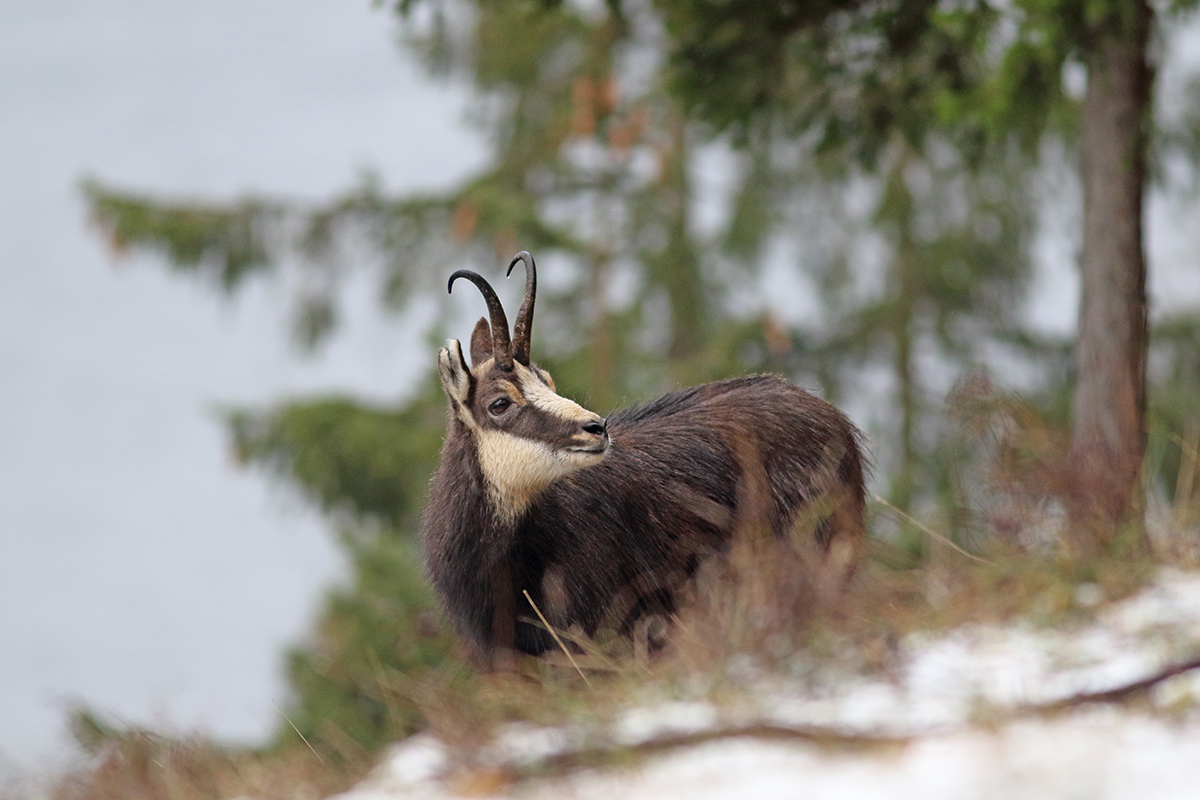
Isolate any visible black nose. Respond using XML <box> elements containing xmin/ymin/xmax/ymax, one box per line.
<box><xmin>582</xmin><ymin>418</ymin><xmax>607</xmax><ymax>436</ymax></box>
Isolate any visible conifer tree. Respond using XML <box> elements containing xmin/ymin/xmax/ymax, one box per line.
<box><xmin>656</xmin><ymin>0</ymin><xmax>1200</xmax><ymax>548</ymax></box>
<box><xmin>83</xmin><ymin>0</ymin><xmax>1200</xmax><ymax>750</ymax></box>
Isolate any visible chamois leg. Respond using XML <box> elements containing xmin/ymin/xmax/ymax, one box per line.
<box><xmin>814</xmin><ymin>489</ymin><xmax>866</xmax><ymax>608</ymax></box>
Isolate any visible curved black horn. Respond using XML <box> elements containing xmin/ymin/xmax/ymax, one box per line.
<box><xmin>448</xmin><ymin>269</ymin><xmax>514</xmax><ymax>370</ymax></box>
<box><xmin>506</xmin><ymin>251</ymin><xmax>537</xmax><ymax>365</ymax></box>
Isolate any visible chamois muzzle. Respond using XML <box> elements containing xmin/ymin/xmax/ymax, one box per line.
<box><xmin>571</xmin><ymin>416</ymin><xmax>609</xmax><ymax>454</ymax></box>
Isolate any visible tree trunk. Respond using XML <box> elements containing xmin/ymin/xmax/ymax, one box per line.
<box><xmin>661</xmin><ymin>113</ymin><xmax>706</xmax><ymax>365</ymax></box>
<box><xmin>893</xmin><ymin>285</ymin><xmax>916</xmax><ymax>515</ymax></box>
<box><xmin>1068</xmin><ymin>2</ymin><xmax>1152</xmax><ymax>556</ymax></box>
<box><xmin>882</xmin><ymin>145</ymin><xmax>918</xmax><ymax>514</ymax></box>
<box><xmin>588</xmin><ymin>244</ymin><xmax>617</xmax><ymax>412</ymax></box>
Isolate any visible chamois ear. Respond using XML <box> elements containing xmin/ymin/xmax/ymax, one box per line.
<box><xmin>437</xmin><ymin>339</ymin><xmax>472</xmax><ymax>405</ymax></box>
<box><xmin>469</xmin><ymin>317</ymin><xmax>493</xmax><ymax>368</ymax></box>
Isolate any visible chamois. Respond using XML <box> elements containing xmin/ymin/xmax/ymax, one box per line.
<box><xmin>421</xmin><ymin>252</ymin><xmax>866</xmax><ymax>661</ymax></box>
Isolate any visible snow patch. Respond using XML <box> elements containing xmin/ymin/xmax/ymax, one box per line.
<box><xmin>331</xmin><ymin>569</ymin><xmax>1200</xmax><ymax>799</ymax></box>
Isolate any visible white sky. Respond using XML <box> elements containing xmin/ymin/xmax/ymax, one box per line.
<box><xmin>0</xmin><ymin>0</ymin><xmax>484</xmax><ymax>769</ymax></box>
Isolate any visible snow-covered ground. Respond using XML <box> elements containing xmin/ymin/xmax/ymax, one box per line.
<box><xmin>333</xmin><ymin>569</ymin><xmax>1200</xmax><ymax>799</ymax></box>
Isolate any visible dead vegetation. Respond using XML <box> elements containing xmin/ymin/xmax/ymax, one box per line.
<box><xmin>32</xmin><ymin>397</ymin><xmax>1200</xmax><ymax>800</ymax></box>
<box><xmin>38</xmin><ymin>710</ymin><xmax>366</xmax><ymax>800</ymax></box>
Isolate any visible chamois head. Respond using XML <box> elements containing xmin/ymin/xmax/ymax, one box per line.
<box><xmin>438</xmin><ymin>252</ymin><xmax>609</xmax><ymax>521</ymax></box>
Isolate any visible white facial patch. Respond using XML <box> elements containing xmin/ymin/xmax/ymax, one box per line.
<box><xmin>475</xmin><ymin>362</ymin><xmax>606</xmax><ymax>521</ymax></box>
<box><xmin>448</xmin><ymin>358</ymin><xmax>606</xmax><ymax>522</ymax></box>
<box><xmin>514</xmin><ymin>362</ymin><xmax>597</xmax><ymax>421</ymax></box>
<box><xmin>476</xmin><ymin>428</ymin><xmax>605</xmax><ymax>523</ymax></box>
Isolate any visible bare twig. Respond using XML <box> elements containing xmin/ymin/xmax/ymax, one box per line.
<box><xmin>273</xmin><ymin>700</ymin><xmax>326</xmax><ymax>767</ymax></box>
<box><xmin>523</xmin><ymin>589</ymin><xmax>594</xmax><ymax>689</ymax></box>
<box><xmin>1031</xmin><ymin>654</ymin><xmax>1200</xmax><ymax>712</ymax></box>
<box><xmin>873</xmin><ymin>495</ymin><xmax>996</xmax><ymax>566</ymax></box>
<box><xmin>533</xmin><ymin>722</ymin><xmax>914</xmax><ymax>775</ymax></box>
<box><xmin>1172</xmin><ymin>428</ymin><xmax>1199</xmax><ymax>522</ymax></box>
<box><xmin>528</xmin><ymin>654</ymin><xmax>1200</xmax><ymax>779</ymax></box>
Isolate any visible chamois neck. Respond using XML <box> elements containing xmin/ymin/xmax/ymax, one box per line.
<box><xmin>445</xmin><ymin>416</ymin><xmax>531</xmax><ymax>530</ymax></box>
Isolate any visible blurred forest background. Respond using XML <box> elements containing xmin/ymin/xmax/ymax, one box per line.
<box><xmin>80</xmin><ymin>0</ymin><xmax>1200</xmax><ymax>764</ymax></box>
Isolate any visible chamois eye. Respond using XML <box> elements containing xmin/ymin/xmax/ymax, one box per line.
<box><xmin>488</xmin><ymin>397</ymin><xmax>513</xmax><ymax>416</ymax></box>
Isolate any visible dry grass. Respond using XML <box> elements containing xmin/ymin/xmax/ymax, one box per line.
<box><xmin>348</xmin><ymin>519</ymin><xmax>1169</xmax><ymax>760</ymax></box>
<box><xmin>34</xmin><ymin>555</ymin><xmax>1179</xmax><ymax>800</ymax></box>
<box><xmin>36</xmin><ymin>714</ymin><xmax>367</xmax><ymax>800</ymax></box>
<box><xmin>38</xmin><ymin>408</ymin><xmax>1200</xmax><ymax>799</ymax></box>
